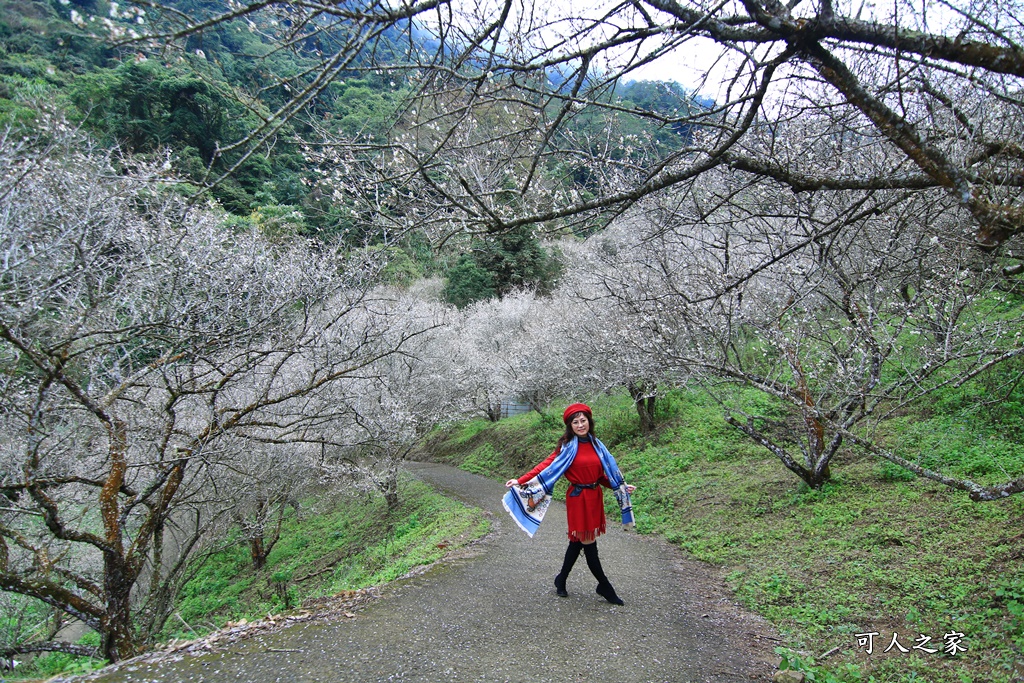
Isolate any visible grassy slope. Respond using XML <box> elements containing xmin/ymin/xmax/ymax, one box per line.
<box><xmin>413</xmin><ymin>389</ymin><xmax>1024</xmax><ymax>683</ymax></box>
<box><xmin>172</xmin><ymin>477</ymin><xmax>489</xmax><ymax>634</ymax></box>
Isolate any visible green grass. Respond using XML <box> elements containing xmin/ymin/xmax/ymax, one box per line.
<box><xmin>877</xmin><ymin>363</ymin><xmax>1024</xmax><ymax>486</ymax></box>
<box><xmin>170</xmin><ymin>475</ymin><xmax>489</xmax><ymax>638</ymax></box>
<box><xmin>14</xmin><ymin>651</ymin><xmax>107</xmax><ymax>680</ymax></box>
<box><xmin>2</xmin><ymin>630</ymin><xmax>106</xmax><ymax>681</ymax></box>
<box><xmin>418</xmin><ymin>387</ymin><xmax>1024</xmax><ymax>683</ymax></box>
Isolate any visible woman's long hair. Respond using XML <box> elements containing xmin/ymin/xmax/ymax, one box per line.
<box><xmin>557</xmin><ymin>411</ymin><xmax>595</xmax><ymax>449</ymax></box>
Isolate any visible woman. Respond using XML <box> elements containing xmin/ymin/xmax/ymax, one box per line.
<box><xmin>503</xmin><ymin>403</ymin><xmax>635</xmax><ymax>605</ymax></box>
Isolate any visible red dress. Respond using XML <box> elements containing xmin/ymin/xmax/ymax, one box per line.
<box><xmin>518</xmin><ymin>439</ymin><xmax>611</xmax><ymax>543</ymax></box>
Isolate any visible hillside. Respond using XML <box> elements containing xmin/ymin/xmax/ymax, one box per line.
<box><xmin>0</xmin><ymin>0</ymin><xmax>697</xmax><ymax>298</ymax></box>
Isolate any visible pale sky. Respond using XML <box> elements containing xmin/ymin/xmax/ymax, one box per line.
<box><xmin>420</xmin><ymin>0</ymin><xmax>978</xmax><ymax>101</ymax></box>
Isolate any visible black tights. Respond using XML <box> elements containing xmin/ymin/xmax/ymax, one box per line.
<box><xmin>556</xmin><ymin>540</ymin><xmax>610</xmax><ymax>585</ymax></box>
<box><xmin>557</xmin><ymin>540</ymin><xmax>583</xmax><ymax>581</ymax></box>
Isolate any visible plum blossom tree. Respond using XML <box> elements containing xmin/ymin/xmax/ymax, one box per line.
<box><xmin>227</xmin><ymin>442</ymin><xmax>313</xmax><ymax>571</ymax></box>
<box><xmin>491</xmin><ymin>292</ymin><xmax>585</xmax><ymax>411</ymax></box>
<box><xmin>312</xmin><ymin>291</ymin><xmax>450</xmax><ymax>511</ymax></box>
<box><xmin>587</xmin><ymin>165</ymin><xmax>1024</xmax><ymax>495</ymax></box>
<box><xmin>98</xmin><ymin>2</ymin><xmax>1024</xmax><ymax>502</ymax></box>
<box><xmin>0</xmin><ymin>124</ymin><xmax>429</xmax><ymax>662</ymax></box>
<box><xmin>555</xmin><ymin>237</ymin><xmax>683</xmax><ymax>433</ymax></box>
<box><xmin>438</xmin><ymin>269</ymin><xmax>676</xmax><ymax>433</ymax></box>
<box><xmin>438</xmin><ymin>294</ymin><xmax>529</xmax><ymax>420</ymax></box>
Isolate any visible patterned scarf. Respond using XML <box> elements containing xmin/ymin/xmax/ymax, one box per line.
<box><xmin>502</xmin><ymin>436</ymin><xmax>634</xmax><ymax>538</ymax></box>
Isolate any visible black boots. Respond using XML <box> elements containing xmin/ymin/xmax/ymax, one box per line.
<box><xmin>554</xmin><ymin>541</ymin><xmax>582</xmax><ymax>597</ymax></box>
<box><xmin>595</xmin><ymin>581</ymin><xmax>624</xmax><ymax>605</ymax></box>
<box><xmin>584</xmin><ymin>543</ymin><xmax>624</xmax><ymax>605</ymax></box>
<box><xmin>553</xmin><ymin>540</ymin><xmax>624</xmax><ymax>605</ymax></box>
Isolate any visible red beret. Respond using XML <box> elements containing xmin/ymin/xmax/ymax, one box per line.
<box><xmin>562</xmin><ymin>403</ymin><xmax>592</xmax><ymax>424</ymax></box>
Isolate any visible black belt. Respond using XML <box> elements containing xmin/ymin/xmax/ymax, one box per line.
<box><xmin>568</xmin><ymin>482</ymin><xmax>599</xmax><ymax>497</ymax></box>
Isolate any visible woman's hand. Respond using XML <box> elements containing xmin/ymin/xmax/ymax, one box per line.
<box><xmin>505</xmin><ymin>479</ymin><xmax>519</xmax><ymax>488</ymax></box>
<box><xmin>625</xmin><ymin>484</ymin><xmax>636</xmax><ymax>494</ymax></box>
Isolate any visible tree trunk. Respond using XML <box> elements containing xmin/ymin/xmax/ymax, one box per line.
<box><xmin>99</xmin><ymin>420</ymin><xmax>139</xmax><ymax>662</ymax></box>
<box><xmin>249</xmin><ymin>537</ymin><xmax>267</xmax><ymax>571</ymax></box>
<box><xmin>101</xmin><ymin>556</ymin><xmax>138</xmax><ymax>662</ymax></box>
<box><xmin>726</xmin><ymin>413</ymin><xmax>833</xmax><ymax>490</ymax></box>
<box><xmin>627</xmin><ymin>382</ymin><xmax>657</xmax><ymax>435</ymax></box>
<box><xmin>380</xmin><ymin>467</ymin><xmax>401</xmax><ymax>512</ymax></box>
<box><xmin>640</xmin><ymin>395</ymin><xmax>656</xmax><ymax>434</ymax></box>
<box><xmin>802</xmin><ymin>417</ymin><xmax>832</xmax><ymax>488</ymax></box>
<box><xmin>783</xmin><ymin>347</ymin><xmax>833</xmax><ymax>489</ymax></box>
<box><xmin>383</xmin><ymin>486</ymin><xmax>400</xmax><ymax>512</ymax></box>
<box><xmin>801</xmin><ymin>462</ymin><xmax>832</xmax><ymax>489</ymax></box>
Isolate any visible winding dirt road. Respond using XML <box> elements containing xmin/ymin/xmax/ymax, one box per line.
<box><xmin>73</xmin><ymin>462</ymin><xmax>779</xmax><ymax>682</ymax></box>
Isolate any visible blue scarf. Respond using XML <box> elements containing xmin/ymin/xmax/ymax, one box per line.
<box><xmin>502</xmin><ymin>436</ymin><xmax>634</xmax><ymax>538</ymax></box>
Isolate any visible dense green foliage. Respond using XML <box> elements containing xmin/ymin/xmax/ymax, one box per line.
<box><xmin>443</xmin><ymin>255</ymin><xmax>497</xmax><ymax>308</ymax></box>
<box><xmin>416</xmin><ymin>388</ymin><xmax>1024</xmax><ymax>683</ymax></box>
<box><xmin>442</xmin><ymin>226</ymin><xmax>563</xmax><ymax>307</ymax></box>
<box><xmin>0</xmin><ymin>0</ymin><xmax>408</xmax><ymax>229</ymax></box>
<box><xmin>7</xmin><ymin>634</ymin><xmax>106</xmax><ymax>680</ymax></box>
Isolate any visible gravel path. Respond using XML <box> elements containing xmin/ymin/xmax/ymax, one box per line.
<box><xmin>79</xmin><ymin>462</ymin><xmax>780</xmax><ymax>683</ymax></box>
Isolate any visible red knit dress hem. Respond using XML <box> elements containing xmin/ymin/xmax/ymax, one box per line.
<box><xmin>568</xmin><ymin>522</ymin><xmax>606</xmax><ymax>544</ymax></box>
